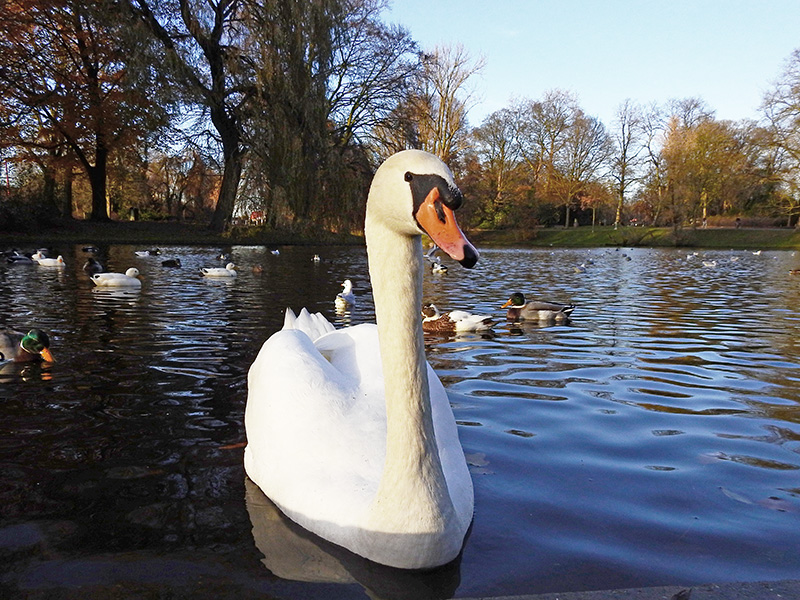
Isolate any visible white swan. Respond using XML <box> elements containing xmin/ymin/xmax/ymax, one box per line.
<box><xmin>202</xmin><ymin>262</ymin><xmax>237</xmax><ymax>277</ymax></box>
<box><xmin>334</xmin><ymin>279</ymin><xmax>355</xmax><ymax>309</ymax></box>
<box><xmin>245</xmin><ymin>150</ymin><xmax>479</xmax><ymax>570</ymax></box>
<box><xmin>91</xmin><ymin>267</ymin><xmax>142</xmax><ymax>287</ymax></box>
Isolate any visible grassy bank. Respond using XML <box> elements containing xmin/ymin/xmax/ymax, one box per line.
<box><xmin>0</xmin><ymin>219</ymin><xmax>363</xmax><ymax>247</ymax></box>
<box><xmin>471</xmin><ymin>225</ymin><xmax>800</xmax><ymax>249</ymax></box>
<box><xmin>2</xmin><ymin>219</ymin><xmax>800</xmax><ymax>250</ymax></box>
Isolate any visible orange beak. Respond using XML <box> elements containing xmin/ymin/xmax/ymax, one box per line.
<box><xmin>416</xmin><ymin>187</ymin><xmax>479</xmax><ymax>268</ymax></box>
<box><xmin>40</xmin><ymin>347</ymin><xmax>55</xmax><ymax>363</ymax></box>
<box><xmin>501</xmin><ymin>299</ymin><xmax>513</xmax><ymax>308</ymax></box>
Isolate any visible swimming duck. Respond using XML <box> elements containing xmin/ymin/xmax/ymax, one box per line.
<box><xmin>202</xmin><ymin>263</ymin><xmax>237</xmax><ymax>277</ymax></box>
<box><xmin>334</xmin><ymin>279</ymin><xmax>355</xmax><ymax>309</ymax></box>
<box><xmin>431</xmin><ymin>258</ymin><xmax>448</xmax><ymax>274</ymax></box>
<box><xmin>0</xmin><ymin>328</ymin><xmax>55</xmax><ymax>362</ymax></box>
<box><xmin>252</xmin><ymin>264</ymin><xmax>264</xmax><ymax>274</ymax></box>
<box><xmin>245</xmin><ymin>149</ymin><xmax>478</xmax><ymax>569</ymax></box>
<box><xmin>135</xmin><ymin>249</ymin><xmax>161</xmax><ymax>257</ymax></box>
<box><xmin>83</xmin><ymin>257</ymin><xmax>104</xmax><ymax>274</ymax></box>
<box><xmin>425</xmin><ymin>245</ymin><xmax>448</xmax><ymax>273</ymax></box>
<box><xmin>91</xmin><ymin>267</ymin><xmax>143</xmax><ymax>287</ymax></box>
<box><xmin>502</xmin><ymin>292</ymin><xmax>575</xmax><ymax>322</ymax></box>
<box><xmin>161</xmin><ymin>258</ymin><xmax>182</xmax><ymax>268</ymax></box>
<box><xmin>312</xmin><ymin>254</ymin><xmax>321</xmax><ymax>263</ymax></box>
<box><xmin>421</xmin><ymin>303</ymin><xmax>494</xmax><ymax>333</ymax></box>
<box><xmin>37</xmin><ymin>255</ymin><xmax>65</xmax><ymax>267</ymax></box>
<box><xmin>5</xmin><ymin>250</ymin><xmax>34</xmax><ymax>265</ymax></box>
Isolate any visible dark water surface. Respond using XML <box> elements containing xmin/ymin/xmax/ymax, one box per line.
<box><xmin>1</xmin><ymin>243</ymin><xmax>799</xmax><ymax>598</ymax></box>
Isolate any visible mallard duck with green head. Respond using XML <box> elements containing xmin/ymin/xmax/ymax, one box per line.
<box><xmin>0</xmin><ymin>328</ymin><xmax>55</xmax><ymax>362</ymax></box>
<box><xmin>502</xmin><ymin>292</ymin><xmax>575</xmax><ymax>322</ymax></box>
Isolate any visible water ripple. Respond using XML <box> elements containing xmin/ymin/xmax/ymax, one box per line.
<box><xmin>2</xmin><ymin>244</ymin><xmax>800</xmax><ymax>597</ymax></box>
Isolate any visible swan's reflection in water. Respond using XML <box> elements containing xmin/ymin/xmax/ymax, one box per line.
<box><xmin>245</xmin><ymin>478</ymin><xmax>462</xmax><ymax>600</ymax></box>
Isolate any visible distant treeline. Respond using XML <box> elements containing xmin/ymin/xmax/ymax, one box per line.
<box><xmin>1</xmin><ymin>1</ymin><xmax>799</xmax><ymax>235</ymax></box>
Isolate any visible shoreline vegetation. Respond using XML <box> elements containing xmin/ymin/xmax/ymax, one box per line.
<box><xmin>2</xmin><ymin>219</ymin><xmax>800</xmax><ymax>250</ymax></box>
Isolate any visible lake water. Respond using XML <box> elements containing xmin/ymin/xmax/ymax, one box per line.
<box><xmin>1</xmin><ymin>243</ymin><xmax>799</xmax><ymax>599</ymax></box>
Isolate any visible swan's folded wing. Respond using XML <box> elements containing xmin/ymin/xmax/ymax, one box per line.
<box><xmin>245</xmin><ymin>327</ymin><xmax>384</xmax><ymax>528</ymax></box>
<box><xmin>283</xmin><ymin>308</ymin><xmax>335</xmax><ymax>341</ymax></box>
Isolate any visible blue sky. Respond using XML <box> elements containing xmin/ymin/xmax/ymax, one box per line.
<box><xmin>384</xmin><ymin>1</ymin><xmax>800</xmax><ymax>128</ymax></box>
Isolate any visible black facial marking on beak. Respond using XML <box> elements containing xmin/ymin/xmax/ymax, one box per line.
<box><xmin>407</xmin><ymin>173</ymin><xmax>463</xmax><ymax>217</ymax></box>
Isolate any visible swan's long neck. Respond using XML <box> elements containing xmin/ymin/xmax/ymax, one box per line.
<box><xmin>364</xmin><ymin>217</ymin><xmax>456</xmax><ymax>557</ymax></box>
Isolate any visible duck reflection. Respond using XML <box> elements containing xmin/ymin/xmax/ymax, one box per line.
<box><xmin>0</xmin><ymin>360</ymin><xmax>52</xmax><ymax>382</ymax></box>
<box><xmin>505</xmin><ymin>319</ymin><xmax>574</xmax><ymax>336</ymax></box>
<box><xmin>245</xmin><ymin>478</ymin><xmax>463</xmax><ymax>600</ymax></box>
<box><xmin>91</xmin><ymin>287</ymin><xmax>142</xmax><ymax>300</ymax></box>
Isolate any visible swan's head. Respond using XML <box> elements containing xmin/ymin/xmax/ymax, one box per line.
<box><xmin>367</xmin><ymin>150</ymin><xmax>478</xmax><ymax>268</ymax></box>
<box><xmin>125</xmin><ymin>268</ymin><xmax>141</xmax><ymax>278</ymax></box>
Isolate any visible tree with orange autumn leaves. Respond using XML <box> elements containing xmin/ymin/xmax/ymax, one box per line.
<box><xmin>2</xmin><ymin>0</ymin><xmax>799</xmax><ymax>234</ymax></box>
<box><xmin>0</xmin><ymin>0</ymin><xmax>170</xmax><ymax>221</ymax></box>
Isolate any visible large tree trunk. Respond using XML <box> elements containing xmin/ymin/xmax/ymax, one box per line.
<box><xmin>42</xmin><ymin>164</ymin><xmax>58</xmax><ymax>213</ymax></box>
<box><xmin>88</xmin><ymin>144</ymin><xmax>110</xmax><ymax>222</ymax></box>
<box><xmin>614</xmin><ymin>193</ymin><xmax>624</xmax><ymax>227</ymax></box>
<box><xmin>207</xmin><ymin>102</ymin><xmax>242</xmax><ymax>233</ymax></box>
<box><xmin>208</xmin><ymin>142</ymin><xmax>242</xmax><ymax>233</ymax></box>
<box><xmin>62</xmin><ymin>167</ymin><xmax>73</xmax><ymax>218</ymax></box>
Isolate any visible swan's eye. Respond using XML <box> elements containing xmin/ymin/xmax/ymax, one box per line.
<box><xmin>404</xmin><ymin>172</ymin><xmax>413</xmax><ymax>182</ymax></box>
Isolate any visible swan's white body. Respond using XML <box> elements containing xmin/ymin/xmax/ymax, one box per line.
<box><xmin>334</xmin><ymin>279</ymin><xmax>355</xmax><ymax>309</ymax></box>
<box><xmin>202</xmin><ymin>263</ymin><xmax>237</xmax><ymax>277</ymax></box>
<box><xmin>91</xmin><ymin>268</ymin><xmax>142</xmax><ymax>287</ymax></box>
<box><xmin>245</xmin><ymin>150</ymin><xmax>478</xmax><ymax>569</ymax></box>
<box><xmin>37</xmin><ymin>255</ymin><xmax>65</xmax><ymax>267</ymax></box>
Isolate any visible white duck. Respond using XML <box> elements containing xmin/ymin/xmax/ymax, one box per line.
<box><xmin>334</xmin><ymin>279</ymin><xmax>355</xmax><ymax>309</ymax></box>
<box><xmin>245</xmin><ymin>150</ymin><xmax>478</xmax><ymax>570</ymax></box>
<box><xmin>37</xmin><ymin>255</ymin><xmax>65</xmax><ymax>267</ymax></box>
<box><xmin>202</xmin><ymin>262</ymin><xmax>237</xmax><ymax>277</ymax></box>
<box><xmin>91</xmin><ymin>267</ymin><xmax>142</xmax><ymax>288</ymax></box>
